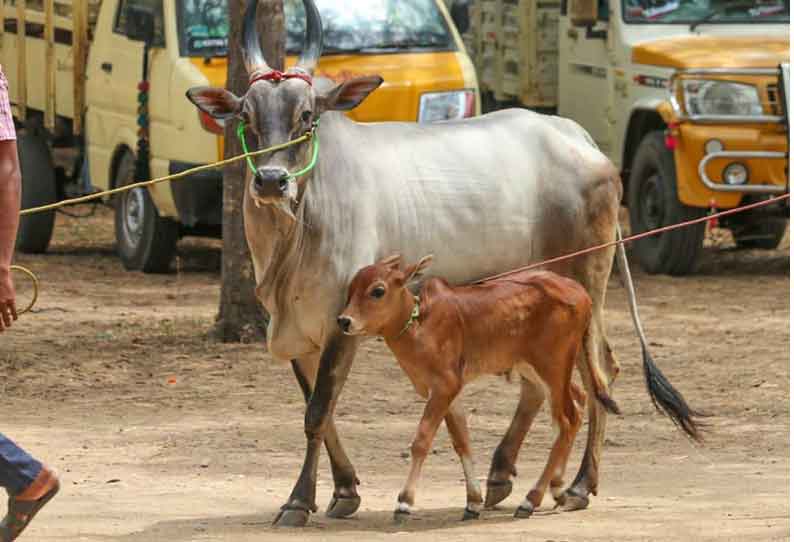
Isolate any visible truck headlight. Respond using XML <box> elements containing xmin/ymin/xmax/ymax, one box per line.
<box><xmin>418</xmin><ymin>90</ymin><xmax>475</xmax><ymax>123</ymax></box>
<box><xmin>683</xmin><ymin>80</ymin><xmax>762</xmax><ymax>116</ymax></box>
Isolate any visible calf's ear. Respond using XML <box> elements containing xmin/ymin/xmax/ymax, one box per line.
<box><xmin>186</xmin><ymin>87</ymin><xmax>242</xmax><ymax>120</ymax></box>
<box><xmin>405</xmin><ymin>255</ymin><xmax>434</xmax><ymax>283</ymax></box>
<box><xmin>377</xmin><ymin>253</ymin><xmax>403</xmax><ymax>270</ymax></box>
<box><xmin>316</xmin><ymin>76</ymin><xmax>384</xmax><ymax>113</ymax></box>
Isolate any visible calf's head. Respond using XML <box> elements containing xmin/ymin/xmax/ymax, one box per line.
<box><xmin>338</xmin><ymin>254</ymin><xmax>434</xmax><ymax>336</ymax></box>
<box><xmin>186</xmin><ymin>0</ymin><xmax>383</xmax><ymax>208</ymax></box>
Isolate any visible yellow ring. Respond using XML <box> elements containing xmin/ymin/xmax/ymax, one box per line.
<box><xmin>9</xmin><ymin>265</ymin><xmax>39</xmax><ymax>315</ymax></box>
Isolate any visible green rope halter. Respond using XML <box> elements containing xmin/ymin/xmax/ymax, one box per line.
<box><xmin>398</xmin><ymin>296</ymin><xmax>421</xmax><ymax>337</ymax></box>
<box><xmin>237</xmin><ymin>120</ymin><xmax>320</xmax><ymax>180</ymax></box>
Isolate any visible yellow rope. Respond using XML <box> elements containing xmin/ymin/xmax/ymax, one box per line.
<box><xmin>13</xmin><ymin>129</ymin><xmax>312</xmax><ymax>314</ymax></box>
<box><xmin>9</xmin><ymin>264</ymin><xmax>38</xmax><ymax>315</ymax></box>
<box><xmin>19</xmin><ymin>132</ymin><xmax>311</xmax><ymax>216</ymax></box>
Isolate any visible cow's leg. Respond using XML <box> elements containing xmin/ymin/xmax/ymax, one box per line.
<box><xmin>290</xmin><ymin>358</ymin><xmax>360</xmax><ymax>519</ymax></box>
<box><xmin>485</xmin><ymin>375</ymin><xmax>545</xmax><ymax>508</ymax></box>
<box><xmin>560</xmin><ymin>215</ymin><xmax>620</xmax><ymax>511</ymax></box>
<box><xmin>515</xmin><ymin>376</ymin><xmax>580</xmax><ymax>518</ymax></box>
<box><xmin>395</xmin><ymin>389</ymin><xmax>458</xmax><ymax>522</ymax></box>
<box><xmin>274</xmin><ymin>332</ymin><xmax>359</xmax><ymax>527</ymax></box>
<box><xmin>443</xmin><ymin>398</ymin><xmax>483</xmax><ymax>520</ymax></box>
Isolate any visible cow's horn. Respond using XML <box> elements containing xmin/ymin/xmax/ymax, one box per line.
<box><xmin>294</xmin><ymin>0</ymin><xmax>323</xmax><ymax>75</ymax></box>
<box><xmin>242</xmin><ymin>0</ymin><xmax>271</xmax><ymax>75</ymax></box>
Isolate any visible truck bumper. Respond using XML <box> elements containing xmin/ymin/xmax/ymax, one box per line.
<box><xmin>168</xmin><ymin>161</ymin><xmax>222</xmax><ymax>228</ymax></box>
<box><xmin>674</xmin><ymin>124</ymin><xmax>788</xmax><ymax>208</ymax></box>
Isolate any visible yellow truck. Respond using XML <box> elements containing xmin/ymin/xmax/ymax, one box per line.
<box><xmin>459</xmin><ymin>0</ymin><xmax>789</xmax><ymax>274</ymax></box>
<box><xmin>6</xmin><ymin>0</ymin><xmax>480</xmax><ymax>272</ymax></box>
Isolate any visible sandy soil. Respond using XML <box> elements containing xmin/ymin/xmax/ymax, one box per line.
<box><xmin>2</xmin><ymin>205</ymin><xmax>789</xmax><ymax>542</ymax></box>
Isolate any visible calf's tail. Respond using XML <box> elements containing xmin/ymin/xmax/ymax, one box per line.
<box><xmin>614</xmin><ymin>227</ymin><xmax>704</xmax><ymax>442</ymax></box>
<box><xmin>581</xmin><ymin>324</ymin><xmax>621</xmax><ymax>415</ymax></box>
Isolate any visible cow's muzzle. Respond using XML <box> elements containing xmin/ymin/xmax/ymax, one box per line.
<box><xmin>251</xmin><ymin>167</ymin><xmax>291</xmax><ymax>202</ymax></box>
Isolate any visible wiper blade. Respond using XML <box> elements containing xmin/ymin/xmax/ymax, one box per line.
<box><xmin>689</xmin><ymin>9</ymin><xmax>718</xmax><ymax>30</ymax></box>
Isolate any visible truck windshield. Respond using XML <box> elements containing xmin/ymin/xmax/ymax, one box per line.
<box><xmin>623</xmin><ymin>0</ymin><xmax>789</xmax><ymax>24</ymax></box>
<box><xmin>177</xmin><ymin>0</ymin><xmax>454</xmax><ymax>58</ymax></box>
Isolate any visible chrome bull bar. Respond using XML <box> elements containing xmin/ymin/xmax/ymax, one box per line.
<box><xmin>698</xmin><ymin>150</ymin><xmax>787</xmax><ymax>194</ymax></box>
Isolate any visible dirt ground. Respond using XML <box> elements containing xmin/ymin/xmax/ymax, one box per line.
<box><xmin>2</xmin><ymin>205</ymin><xmax>789</xmax><ymax>542</ymax></box>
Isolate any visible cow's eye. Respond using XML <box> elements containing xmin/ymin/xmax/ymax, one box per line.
<box><xmin>371</xmin><ymin>286</ymin><xmax>386</xmax><ymax>299</ymax></box>
<box><xmin>301</xmin><ymin>110</ymin><xmax>312</xmax><ymax>123</ymax></box>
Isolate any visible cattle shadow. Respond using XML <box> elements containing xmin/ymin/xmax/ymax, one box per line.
<box><xmin>106</xmin><ymin>506</ymin><xmax>534</xmax><ymax>541</ymax></box>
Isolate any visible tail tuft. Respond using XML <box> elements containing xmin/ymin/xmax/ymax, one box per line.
<box><xmin>642</xmin><ymin>347</ymin><xmax>706</xmax><ymax>442</ymax></box>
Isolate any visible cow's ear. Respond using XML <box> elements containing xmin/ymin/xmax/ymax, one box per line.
<box><xmin>378</xmin><ymin>253</ymin><xmax>403</xmax><ymax>270</ymax></box>
<box><xmin>404</xmin><ymin>255</ymin><xmax>434</xmax><ymax>283</ymax></box>
<box><xmin>316</xmin><ymin>76</ymin><xmax>384</xmax><ymax>112</ymax></box>
<box><xmin>186</xmin><ymin>86</ymin><xmax>242</xmax><ymax>120</ymax></box>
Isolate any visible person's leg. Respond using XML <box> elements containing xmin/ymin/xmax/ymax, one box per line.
<box><xmin>0</xmin><ymin>434</ymin><xmax>59</xmax><ymax>542</ymax></box>
<box><xmin>0</xmin><ymin>434</ymin><xmax>42</xmax><ymax>496</ymax></box>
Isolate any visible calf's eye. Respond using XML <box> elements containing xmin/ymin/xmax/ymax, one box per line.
<box><xmin>301</xmin><ymin>110</ymin><xmax>312</xmax><ymax>123</ymax></box>
<box><xmin>371</xmin><ymin>286</ymin><xmax>386</xmax><ymax>299</ymax></box>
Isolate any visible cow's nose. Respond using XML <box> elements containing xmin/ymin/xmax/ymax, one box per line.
<box><xmin>337</xmin><ymin>316</ymin><xmax>352</xmax><ymax>333</ymax></box>
<box><xmin>253</xmin><ymin>168</ymin><xmax>289</xmax><ymax>194</ymax></box>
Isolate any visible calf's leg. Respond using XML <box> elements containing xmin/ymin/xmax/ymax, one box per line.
<box><xmin>515</xmin><ymin>381</ymin><xmax>579</xmax><ymax>518</ymax></box>
<box><xmin>396</xmin><ymin>389</ymin><xmax>459</xmax><ymax>522</ymax></box>
<box><xmin>444</xmin><ymin>399</ymin><xmax>483</xmax><ymax>520</ymax></box>
<box><xmin>290</xmin><ymin>358</ymin><xmax>360</xmax><ymax>519</ymax></box>
<box><xmin>485</xmin><ymin>375</ymin><xmax>545</xmax><ymax>508</ymax></box>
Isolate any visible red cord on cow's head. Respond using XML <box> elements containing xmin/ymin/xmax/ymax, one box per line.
<box><xmin>249</xmin><ymin>70</ymin><xmax>313</xmax><ymax>87</ymax></box>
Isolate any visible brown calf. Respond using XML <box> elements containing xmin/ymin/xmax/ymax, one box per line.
<box><xmin>338</xmin><ymin>254</ymin><xmax>620</xmax><ymax>521</ymax></box>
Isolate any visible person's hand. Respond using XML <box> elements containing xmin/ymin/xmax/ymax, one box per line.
<box><xmin>0</xmin><ymin>266</ymin><xmax>17</xmax><ymax>332</ymax></box>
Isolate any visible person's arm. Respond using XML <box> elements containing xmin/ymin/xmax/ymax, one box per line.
<box><xmin>0</xmin><ymin>139</ymin><xmax>20</xmax><ymax>332</ymax></box>
<box><xmin>0</xmin><ymin>65</ymin><xmax>20</xmax><ymax>332</ymax></box>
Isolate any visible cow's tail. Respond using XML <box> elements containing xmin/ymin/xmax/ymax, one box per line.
<box><xmin>615</xmin><ymin>227</ymin><xmax>705</xmax><ymax>442</ymax></box>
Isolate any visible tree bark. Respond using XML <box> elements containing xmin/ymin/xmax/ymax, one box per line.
<box><xmin>213</xmin><ymin>0</ymin><xmax>284</xmax><ymax>343</ymax></box>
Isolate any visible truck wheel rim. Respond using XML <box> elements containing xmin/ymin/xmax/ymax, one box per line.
<box><xmin>641</xmin><ymin>173</ymin><xmax>664</xmax><ymax>232</ymax></box>
<box><xmin>122</xmin><ymin>188</ymin><xmax>145</xmax><ymax>248</ymax></box>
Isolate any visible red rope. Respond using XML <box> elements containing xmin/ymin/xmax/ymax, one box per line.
<box><xmin>474</xmin><ymin>192</ymin><xmax>790</xmax><ymax>284</ymax></box>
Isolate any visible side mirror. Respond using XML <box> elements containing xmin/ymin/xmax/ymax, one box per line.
<box><xmin>450</xmin><ymin>0</ymin><xmax>470</xmax><ymax>34</ymax></box>
<box><xmin>569</xmin><ymin>0</ymin><xmax>597</xmax><ymax>27</ymax></box>
<box><xmin>125</xmin><ymin>4</ymin><xmax>155</xmax><ymax>44</ymax></box>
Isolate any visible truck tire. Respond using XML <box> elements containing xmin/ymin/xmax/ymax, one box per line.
<box><xmin>15</xmin><ymin>130</ymin><xmax>56</xmax><ymax>253</ymax></box>
<box><xmin>113</xmin><ymin>150</ymin><xmax>178</xmax><ymax>273</ymax></box>
<box><xmin>733</xmin><ymin>218</ymin><xmax>788</xmax><ymax>250</ymax></box>
<box><xmin>628</xmin><ymin>131</ymin><xmax>706</xmax><ymax>275</ymax></box>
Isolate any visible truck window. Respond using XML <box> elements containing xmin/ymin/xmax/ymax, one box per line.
<box><xmin>176</xmin><ymin>0</ymin><xmax>455</xmax><ymax>58</ymax></box>
<box><xmin>623</xmin><ymin>0</ymin><xmax>789</xmax><ymax>24</ymax></box>
<box><xmin>114</xmin><ymin>0</ymin><xmax>166</xmax><ymax>46</ymax></box>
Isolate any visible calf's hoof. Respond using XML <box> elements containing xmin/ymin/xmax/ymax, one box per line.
<box><xmin>393</xmin><ymin>509</ymin><xmax>411</xmax><ymax>525</ymax></box>
<box><xmin>513</xmin><ymin>502</ymin><xmax>535</xmax><ymax>519</ymax></box>
<box><xmin>560</xmin><ymin>489</ymin><xmax>589</xmax><ymax>512</ymax></box>
<box><xmin>462</xmin><ymin>506</ymin><xmax>481</xmax><ymax>521</ymax></box>
<box><xmin>484</xmin><ymin>479</ymin><xmax>513</xmax><ymax>509</ymax></box>
<box><xmin>326</xmin><ymin>494</ymin><xmax>361</xmax><ymax>519</ymax></box>
<box><xmin>273</xmin><ymin>505</ymin><xmax>311</xmax><ymax>527</ymax></box>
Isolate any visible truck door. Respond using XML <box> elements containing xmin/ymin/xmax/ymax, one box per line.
<box><xmin>557</xmin><ymin>0</ymin><xmax>614</xmax><ymax>159</ymax></box>
<box><xmin>86</xmin><ymin>0</ymin><xmax>169</xmax><ymax>190</ymax></box>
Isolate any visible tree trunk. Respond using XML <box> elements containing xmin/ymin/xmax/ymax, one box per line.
<box><xmin>213</xmin><ymin>0</ymin><xmax>284</xmax><ymax>343</ymax></box>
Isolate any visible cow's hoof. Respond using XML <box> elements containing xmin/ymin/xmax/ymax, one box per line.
<box><xmin>560</xmin><ymin>489</ymin><xmax>589</xmax><ymax>512</ymax></box>
<box><xmin>326</xmin><ymin>494</ymin><xmax>361</xmax><ymax>518</ymax></box>
<box><xmin>462</xmin><ymin>507</ymin><xmax>480</xmax><ymax>521</ymax></box>
<box><xmin>485</xmin><ymin>479</ymin><xmax>513</xmax><ymax>509</ymax></box>
<box><xmin>273</xmin><ymin>507</ymin><xmax>310</xmax><ymax>527</ymax></box>
<box><xmin>513</xmin><ymin>502</ymin><xmax>535</xmax><ymax>519</ymax></box>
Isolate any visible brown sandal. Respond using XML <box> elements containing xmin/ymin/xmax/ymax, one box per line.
<box><xmin>1</xmin><ymin>468</ymin><xmax>60</xmax><ymax>542</ymax></box>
